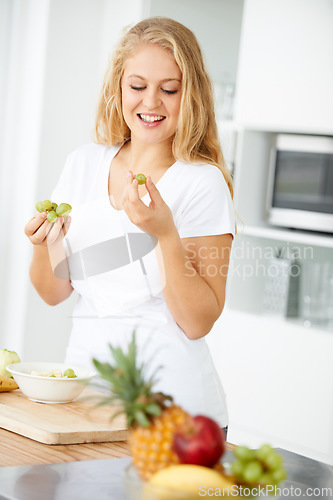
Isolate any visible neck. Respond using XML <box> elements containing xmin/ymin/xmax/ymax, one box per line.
<box><xmin>124</xmin><ymin>137</ymin><xmax>175</xmax><ymax>172</ymax></box>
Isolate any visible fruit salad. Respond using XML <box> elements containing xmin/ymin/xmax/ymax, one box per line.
<box><xmin>30</xmin><ymin>368</ymin><xmax>77</xmax><ymax>378</ymax></box>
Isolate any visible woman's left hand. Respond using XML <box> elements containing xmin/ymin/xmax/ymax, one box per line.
<box><xmin>122</xmin><ymin>171</ymin><xmax>175</xmax><ymax>239</ymax></box>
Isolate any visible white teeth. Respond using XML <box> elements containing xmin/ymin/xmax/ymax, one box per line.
<box><xmin>139</xmin><ymin>114</ymin><xmax>165</xmax><ymax>123</ymax></box>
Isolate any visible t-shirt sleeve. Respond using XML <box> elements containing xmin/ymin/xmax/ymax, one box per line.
<box><xmin>177</xmin><ymin>166</ymin><xmax>235</xmax><ymax>239</ymax></box>
<box><xmin>49</xmin><ymin>152</ymin><xmax>75</xmax><ymax>205</ymax></box>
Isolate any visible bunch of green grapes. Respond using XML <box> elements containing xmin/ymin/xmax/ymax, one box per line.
<box><xmin>35</xmin><ymin>200</ymin><xmax>72</xmax><ymax>223</ymax></box>
<box><xmin>231</xmin><ymin>444</ymin><xmax>287</xmax><ymax>491</ymax></box>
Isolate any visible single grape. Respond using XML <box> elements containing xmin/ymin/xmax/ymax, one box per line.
<box><xmin>56</xmin><ymin>203</ymin><xmax>72</xmax><ymax>217</ymax></box>
<box><xmin>272</xmin><ymin>467</ymin><xmax>287</xmax><ymax>483</ymax></box>
<box><xmin>234</xmin><ymin>445</ymin><xmax>255</xmax><ymax>462</ymax></box>
<box><xmin>255</xmin><ymin>443</ymin><xmax>273</xmax><ymax>462</ymax></box>
<box><xmin>47</xmin><ymin>211</ymin><xmax>58</xmax><ymax>223</ymax></box>
<box><xmin>135</xmin><ymin>173</ymin><xmax>146</xmax><ymax>185</ymax></box>
<box><xmin>260</xmin><ymin>473</ymin><xmax>275</xmax><ymax>486</ymax></box>
<box><xmin>36</xmin><ymin>201</ymin><xmax>46</xmax><ymax>212</ymax></box>
<box><xmin>265</xmin><ymin>451</ymin><xmax>283</xmax><ymax>471</ymax></box>
<box><xmin>50</xmin><ymin>202</ymin><xmax>58</xmax><ymax>211</ymax></box>
<box><xmin>43</xmin><ymin>200</ymin><xmax>52</xmax><ymax>211</ymax></box>
<box><xmin>230</xmin><ymin>460</ymin><xmax>244</xmax><ymax>479</ymax></box>
<box><xmin>243</xmin><ymin>461</ymin><xmax>263</xmax><ymax>483</ymax></box>
<box><xmin>63</xmin><ymin>368</ymin><xmax>77</xmax><ymax>378</ymax></box>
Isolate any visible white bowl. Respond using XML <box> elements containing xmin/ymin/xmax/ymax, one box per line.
<box><xmin>6</xmin><ymin>362</ymin><xmax>96</xmax><ymax>403</ymax></box>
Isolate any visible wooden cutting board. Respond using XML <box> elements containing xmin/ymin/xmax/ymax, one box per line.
<box><xmin>0</xmin><ymin>388</ymin><xmax>127</xmax><ymax>445</ymax></box>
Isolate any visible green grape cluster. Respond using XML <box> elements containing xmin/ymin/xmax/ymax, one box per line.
<box><xmin>231</xmin><ymin>444</ymin><xmax>287</xmax><ymax>491</ymax></box>
<box><xmin>35</xmin><ymin>200</ymin><xmax>72</xmax><ymax>223</ymax></box>
<box><xmin>135</xmin><ymin>173</ymin><xmax>147</xmax><ymax>185</ymax></box>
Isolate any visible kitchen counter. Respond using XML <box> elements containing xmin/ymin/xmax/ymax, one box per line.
<box><xmin>0</xmin><ymin>449</ymin><xmax>332</xmax><ymax>499</ymax></box>
<box><xmin>0</xmin><ymin>427</ymin><xmax>131</xmax><ymax>467</ymax></box>
<box><xmin>0</xmin><ymin>425</ymin><xmax>234</xmax><ymax>467</ymax></box>
<box><xmin>0</xmin><ymin>429</ymin><xmax>332</xmax><ymax>500</ymax></box>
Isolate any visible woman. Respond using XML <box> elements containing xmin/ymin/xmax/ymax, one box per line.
<box><xmin>24</xmin><ymin>17</ymin><xmax>235</xmax><ymax>429</ymax></box>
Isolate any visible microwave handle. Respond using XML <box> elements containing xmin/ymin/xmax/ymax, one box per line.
<box><xmin>266</xmin><ymin>143</ymin><xmax>278</xmax><ymax>220</ymax></box>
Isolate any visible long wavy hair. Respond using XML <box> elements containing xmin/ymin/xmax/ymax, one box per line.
<box><xmin>95</xmin><ymin>17</ymin><xmax>233</xmax><ymax>198</ymax></box>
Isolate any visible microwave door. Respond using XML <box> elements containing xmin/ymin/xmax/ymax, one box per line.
<box><xmin>267</xmin><ymin>135</ymin><xmax>333</xmax><ymax>234</ymax></box>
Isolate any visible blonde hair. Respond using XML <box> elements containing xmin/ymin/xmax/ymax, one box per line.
<box><xmin>95</xmin><ymin>17</ymin><xmax>233</xmax><ymax>198</ymax></box>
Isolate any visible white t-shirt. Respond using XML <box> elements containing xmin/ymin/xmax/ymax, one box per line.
<box><xmin>51</xmin><ymin>142</ymin><xmax>235</xmax><ymax>427</ymax></box>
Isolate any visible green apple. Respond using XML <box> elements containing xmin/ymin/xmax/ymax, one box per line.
<box><xmin>0</xmin><ymin>349</ymin><xmax>21</xmax><ymax>377</ymax></box>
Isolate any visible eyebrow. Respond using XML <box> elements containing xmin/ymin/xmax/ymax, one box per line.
<box><xmin>127</xmin><ymin>74</ymin><xmax>181</xmax><ymax>83</ymax></box>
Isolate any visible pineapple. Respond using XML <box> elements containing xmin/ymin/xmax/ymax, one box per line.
<box><xmin>93</xmin><ymin>332</ymin><xmax>190</xmax><ymax>480</ymax></box>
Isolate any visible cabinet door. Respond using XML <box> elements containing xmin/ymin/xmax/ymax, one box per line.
<box><xmin>234</xmin><ymin>0</ymin><xmax>333</xmax><ymax>133</ymax></box>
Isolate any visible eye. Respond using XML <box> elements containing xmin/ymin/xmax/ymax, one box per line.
<box><xmin>130</xmin><ymin>86</ymin><xmax>145</xmax><ymax>91</ymax></box>
<box><xmin>162</xmin><ymin>89</ymin><xmax>178</xmax><ymax>95</ymax></box>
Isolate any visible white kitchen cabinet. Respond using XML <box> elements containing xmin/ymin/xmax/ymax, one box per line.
<box><xmin>206</xmin><ymin>308</ymin><xmax>333</xmax><ymax>466</ymax></box>
<box><xmin>234</xmin><ymin>0</ymin><xmax>333</xmax><ymax>133</ymax></box>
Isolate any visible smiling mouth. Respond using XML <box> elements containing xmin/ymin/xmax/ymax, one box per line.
<box><xmin>138</xmin><ymin>114</ymin><xmax>166</xmax><ymax>123</ymax></box>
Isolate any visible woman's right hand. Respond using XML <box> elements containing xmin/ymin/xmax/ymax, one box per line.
<box><xmin>24</xmin><ymin>212</ymin><xmax>71</xmax><ymax>247</ymax></box>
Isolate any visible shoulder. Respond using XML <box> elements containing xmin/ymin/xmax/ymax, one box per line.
<box><xmin>175</xmin><ymin>160</ymin><xmax>231</xmax><ymax>198</ymax></box>
<box><xmin>61</xmin><ymin>142</ymin><xmax>120</xmax><ymax>182</ymax></box>
<box><xmin>52</xmin><ymin>143</ymin><xmax>119</xmax><ymax>202</ymax></box>
<box><xmin>65</xmin><ymin>142</ymin><xmax>116</xmax><ymax>166</ymax></box>
<box><xmin>172</xmin><ymin>161</ymin><xmax>235</xmax><ymax>238</ymax></box>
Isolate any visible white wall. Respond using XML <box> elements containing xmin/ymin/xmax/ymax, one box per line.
<box><xmin>148</xmin><ymin>0</ymin><xmax>244</xmax><ymax>85</ymax></box>
<box><xmin>0</xmin><ymin>0</ymin><xmax>51</xmax><ymax>355</ymax></box>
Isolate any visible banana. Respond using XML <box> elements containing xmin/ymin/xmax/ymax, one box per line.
<box><xmin>145</xmin><ymin>464</ymin><xmax>235</xmax><ymax>499</ymax></box>
<box><xmin>0</xmin><ymin>375</ymin><xmax>18</xmax><ymax>392</ymax></box>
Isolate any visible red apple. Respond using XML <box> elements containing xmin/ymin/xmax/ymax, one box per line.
<box><xmin>172</xmin><ymin>415</ymin><xmax>226</xmax><ymax>468</ymax></box>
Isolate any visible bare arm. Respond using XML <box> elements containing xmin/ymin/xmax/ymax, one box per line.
<box><xmin>157</xmin><ymin>231</ymin><xmax>232</xmax><ymax>339</ymax></box>
<box><xmin>122</xmin><ymin>173</ymin><xmax>233</xmax><ymax>339</ymax></box>
<box><xmin>25</xmin><ymin>212</ymin><xmax>73</xmax><ymax>306</ymax></box>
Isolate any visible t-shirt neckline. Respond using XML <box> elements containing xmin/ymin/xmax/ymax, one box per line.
<box><xmin>105</xmin><ymin>143</ymin><xmax>178</xmax><ymax>212</ymax></box>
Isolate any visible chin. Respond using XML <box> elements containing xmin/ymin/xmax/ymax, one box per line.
<box><xmin>135</xmin><ymin>131</ymin><xmax>175</xmax><ymax>146</ymax></box>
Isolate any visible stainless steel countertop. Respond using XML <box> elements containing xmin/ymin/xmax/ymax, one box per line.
<box><xmin>0</xmin><ymin>449</ymin><xmax>332</xmax><ymax>499</ymax></box>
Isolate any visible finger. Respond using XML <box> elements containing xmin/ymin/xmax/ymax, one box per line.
<box><xmin>29</xmin><ymin>218</ymin><xmax>52</xmax><ymax>245</ymax></box>
<box><xmin>62</xmin><ymin>215</ymin><xmax>71</xmax><ymax>237</ymax></box>
<box><xmin>123</xmin><ymin>174</ymin><xmax>140</xmax><ymax>205</ymax></box>
<box><xmin>128</xmin><ymin>178</ymin><xmax>141</xmax><ymax>203</ymax></box>
<box><xmin>46</xmin><ymin>218</ymin><xmax>64</xmax><ymax>246</ymax></box>
<box><xmin>145</xmin><ymin>176</ymin><xmax>161</xmax><ymax>206</ymax></box>
<box><xmin>46</xmin><ymin>214</ymin><xmax>71</xmax><ymax>245</ymax></box>
<box><xmin>24</xmin><ymin>212</ymin><xmax>48</xmax><ymax>237</ymax></box>
<box><xmin>126</xmin><ymin>170</ymin><xmax>134</xmax><ymax>184</ymax></box>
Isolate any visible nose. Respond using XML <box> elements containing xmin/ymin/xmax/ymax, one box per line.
<box><xmin>142</xmin><ymin>87</ymin><xmax>161</xmax><ymax>110</ymax></box>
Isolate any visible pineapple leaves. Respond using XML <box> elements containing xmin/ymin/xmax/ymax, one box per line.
<box><xmin>110</xmin><ymin>346</ymin><xmax>131</xmax><ymax>374</ymax></box>
<box><xmin>92</xmin><ymin>359</ymin><xmax>115</xmax><ymax>381</ymax></box>
<box><xmin>145</xmin><ymin>403</ymin><xmax>162</xmax><ymax>417</ymax></box>
<box><xmin>92</xmin><ymin>330</ymin><xmax>173</xmax><ymax>428</ymax></box>
<box><xmin>134</xmin><ymin>409</ymin><xmax>150</xmax><ymax>427</ymax></box>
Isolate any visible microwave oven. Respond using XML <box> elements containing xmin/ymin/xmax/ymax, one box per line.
<box><xmin>266</xmin><ymin>134</ymin><xmax>333</xmax><ymax>234</ymax></box>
